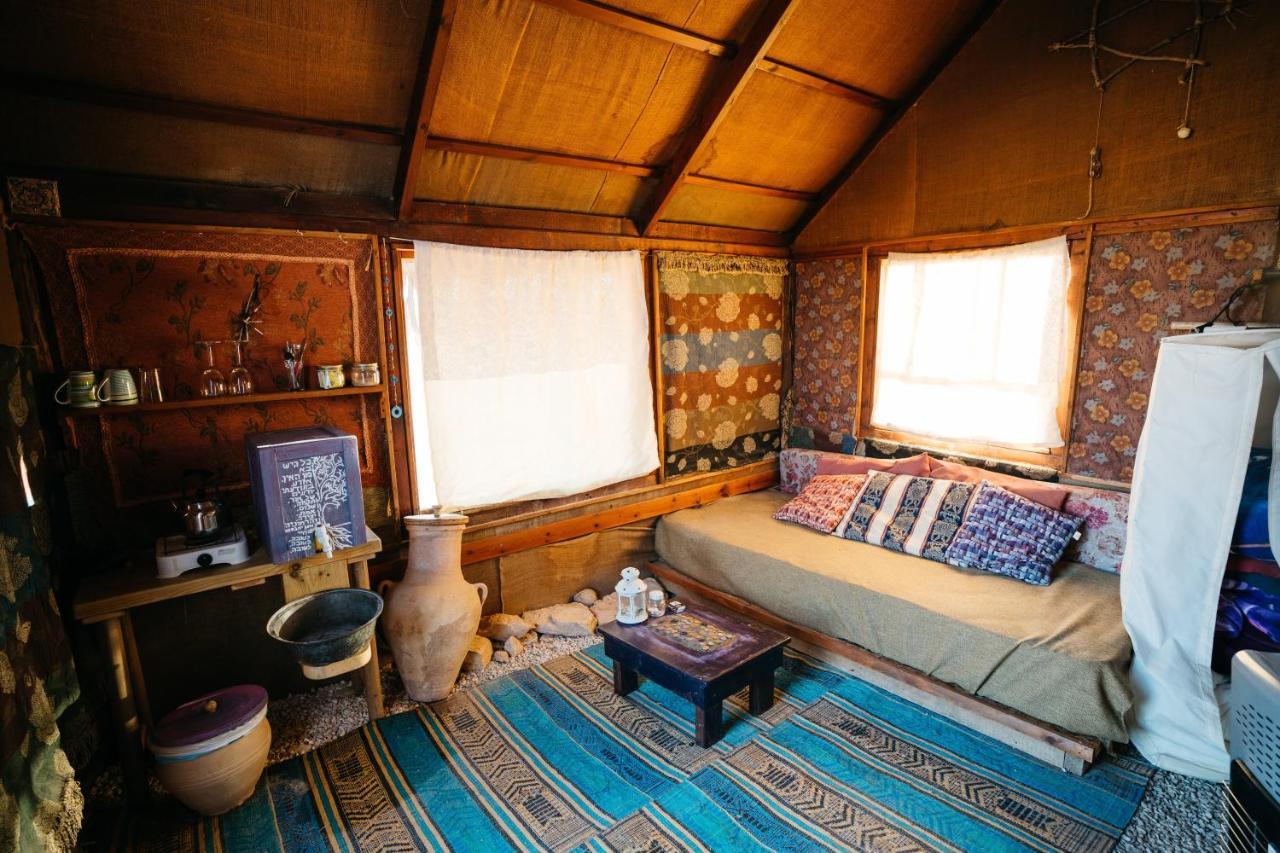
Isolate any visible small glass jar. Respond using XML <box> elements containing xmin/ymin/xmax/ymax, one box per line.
<box><xmin>615</xmin><ymin>567</ymin><xmax>648</xmax><ymax>624</ymax></box>
<box><xmin>315</xmin><ymin>364</ymin><xmax>345</xmax><ymax>390</ymax></box>
<box><xmin>350</xmin><ymin>362</ymin><xmax>380</xmax><ymax>387</ymax></box>
<box><xmin>647</xmin><ymin>588</ymin><xmax>666</xmax><ymax>618</ymax></box>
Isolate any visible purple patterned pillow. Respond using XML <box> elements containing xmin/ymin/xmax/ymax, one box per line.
<box><xmin>944</xmin><ymin>482</ymin><xmax>1082</xmax><ymax>586</ymax></box>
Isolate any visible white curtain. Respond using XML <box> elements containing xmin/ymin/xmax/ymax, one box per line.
<box><xmin>871</xmin><ymin>236</ymin><xmax>1070</xmax><ymax>448</ymax></box>
<box><xmin>402</xmin><ymin>242</ymin><xmax>658</xmax><ymax>509</ymax></box>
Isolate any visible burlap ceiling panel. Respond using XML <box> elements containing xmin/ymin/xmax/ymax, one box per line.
<box><xmin>662</xmin><ymin>184</ymin><xmax>808</xmax><ymax>232</ymax></box>
<box><xmin>413</xmin><ymin>149</ymin><xmax>648</xmax><ymax>215</ymax></box>
<box><xmin>604</xmin><ymin>0</ymin><xmax>761</xmax><ymax>42</ymax></box>
<box><xmin>0</xmin><ymin>0</ymin><xmax>429</xmax><ymax>127</ymax></box>
<box><xmin>690</xmin><ymin>73</ymin><xmax>881</xmax><ymax>193</ymax></box>
<box><xmin>769</xmin><ymin>0</ymin><xmax>989</xmax><ymax>101</ymax></box>
<box><xmin>0</xmin><ymin>93</ymin><xmax>398</xmax><ymax>197</ymax></box>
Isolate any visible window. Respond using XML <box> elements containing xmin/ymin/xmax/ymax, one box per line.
<box><xmin>401</xmin><ymin>241</ymin><xmax>658</xmax><ymax>510</ymax></box>
<box><xmin>869</xmin><ymin>236</ymin><xmax>1072</xmax><ymax>449</ymax></box>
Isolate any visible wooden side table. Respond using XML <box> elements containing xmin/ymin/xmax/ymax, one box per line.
<box><xmin>73</xmin><ymin>529</ymin><xmax>385</xmax><ymax>798</ymax></box>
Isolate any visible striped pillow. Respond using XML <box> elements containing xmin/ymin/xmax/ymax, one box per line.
<box><xmin>838</xmin><ymin>471</ymin><xmax>976</xmax><ymax>563</ymax></box>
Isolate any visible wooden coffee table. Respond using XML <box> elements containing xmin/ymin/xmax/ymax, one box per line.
<box><xmin>597</xmin><ymin>602</ymin><xmax>790</xmax><ymax>747</ymax></box>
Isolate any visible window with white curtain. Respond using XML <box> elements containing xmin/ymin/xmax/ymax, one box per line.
<box><xmin>401</xmin><ymin>242</ymin><xmax>658</xmax><ymax>510</ymax></box>
<box><xmin>870</xmin><ymin>236</ymin><xmax>1071</xmax><ymax>448</ymax></box>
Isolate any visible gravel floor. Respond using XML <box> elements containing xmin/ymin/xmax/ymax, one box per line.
<box><xmin>89</xmin><ymin>635</ymin><xmax>1230</xmax><ymax>851</ymax></box>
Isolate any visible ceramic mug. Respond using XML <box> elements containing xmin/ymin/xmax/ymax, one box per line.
<box><xmin>99</xmin><ymin>368</ymin><xmax>139</xmax><ymax>406</ymax></box>
<box><xmin>54</xmin><ymin>370</ymin><xmax>103</xmax><ymax>408</ymax></box>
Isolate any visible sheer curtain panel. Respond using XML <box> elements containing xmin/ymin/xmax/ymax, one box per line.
<box><xmin>870</xmin><ymin>236</ymin><xmax>1071</xmax><ymax>448</ymax></box>
<box><xmin>403</xmin><ymin>242</ymin><xmax>658</xmax><ymax>509</ymax></box>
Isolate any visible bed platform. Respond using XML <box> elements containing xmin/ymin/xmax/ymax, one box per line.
<box><xmin>653</xmin><ymin>489</ymin><xmax>1136</xmax><ymax>774</ymax></box>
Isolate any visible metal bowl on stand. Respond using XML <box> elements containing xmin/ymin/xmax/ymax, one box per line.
<box><xmin>266</xmin><ymin>588</ymin><xmax>383</xmax><ymax>679</ymax></box>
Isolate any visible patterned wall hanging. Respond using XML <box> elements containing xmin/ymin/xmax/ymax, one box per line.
<box><xmin>790</xmin><ymin>257</ymin><xmax>862</xmax><ymax>451</ymax></box>
<box><xmin>656</xmin><ymin>252</ymin><xmax>788</xmax><ymax>478</ymax></box>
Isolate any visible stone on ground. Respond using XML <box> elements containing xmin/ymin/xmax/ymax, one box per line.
<box><xmin>478</xmin><ymin>613</ymin><xmax>534</xmax><ymax>641</ymax></box>
<box><xmin>492</xmin><ymin>650</ymin><xmax>510</xmax><ymax>664</ymax></box>
<box><xmin>461</xmin><ymin>636</ymin><xmax>492</xmax><ymax>672</ymax></box>
<box><xmin>522</xmin><ymin>602</ymin><xmax>598</xmax><ymax>637</ymax></box>
<box><xmin>572</xmin><ymin>588</ymin><xmax>598</xmax><ymax>606</ymax></box>
<box><xmin>592</xmin><ymin>592</ymin><xmax>617</xmax><ymax>625</ymax></box>
<box><xmin>504</xmin><ymin>635</ymin><xmax>525</xmax><ymax>657</ymax></box>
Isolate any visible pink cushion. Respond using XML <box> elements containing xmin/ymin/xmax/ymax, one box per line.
<box><xmin>1063</xmin><ymin>486</ymin><xmax>1129</xmax><ymax>573</ymax></box>
<box><xmin>927</xmin><ymin>458</ymin><xmax>1068</xmax><ymax>510</ymax></box>
<box><xmin>773</xmin><ymin>474</ymin><xmax>869</xmax><ymax>534</ymax></box>
<box><xmin>816</xmin><ymin>452</ymin><xmax>931</xmax><ymax>478</ymax></box>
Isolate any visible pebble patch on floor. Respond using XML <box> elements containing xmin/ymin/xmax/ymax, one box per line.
<box><xmin>88</xmin><ymin>635</ymin><xmax>1230</xmax><ymax>852</ymax></box>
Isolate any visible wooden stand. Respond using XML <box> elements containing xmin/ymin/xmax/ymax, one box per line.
<box><xmin>73</xmin><ymin>530</ymin><xmax>386</xmax><ymax>799</ymax></box>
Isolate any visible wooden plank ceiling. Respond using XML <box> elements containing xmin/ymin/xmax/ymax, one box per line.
<box><xmin>0</xmin><ymin>0</ymin><xmax>991</xmax><ymax>243</ymax></box>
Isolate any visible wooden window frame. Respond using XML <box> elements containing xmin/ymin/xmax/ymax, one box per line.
<box><xmin>384</xmin><ymin>240</ymin><xmax>665</xmax><ymax>523</ymax></box>
<box><xmin>856</xmin><ymin>229</ymin><xmax>1091</xmax><ymax>470</ymax></box>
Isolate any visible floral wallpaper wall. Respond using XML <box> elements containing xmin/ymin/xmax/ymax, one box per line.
<box><xmin>1067</xmin><ymin>220</ymin><xmax>1277</xmax><ymax>482</ymax></box>
<box><xmin>790</xmin><ymin>256</ymin><xmax>862</xmax><ymax>451</ymax></box>
<box><xmin>787</xmin><ymin>220</ymin><xmax>1279</xmax><ymax>484</ymax></box>
<box><xmin>656</xmin><ymin>253</ymin><xmax>788</xmax><ymax>478</ymax></box>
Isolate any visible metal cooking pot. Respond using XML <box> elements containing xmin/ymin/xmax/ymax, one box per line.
<box><xmin>172</xmin><ymin>469</ymin><xmax>228</xmax><ymax>541</ymax></box>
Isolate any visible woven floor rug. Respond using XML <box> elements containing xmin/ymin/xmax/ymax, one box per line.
<box><xmin>103</xmin><ymin>645</ymin><xmax>1152</xmax><ymax>851</ymax></box>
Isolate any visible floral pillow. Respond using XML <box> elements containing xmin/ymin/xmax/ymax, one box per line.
<box><xmin>773</xmin><ymin>474</ymin><xmax>868</xmax><ymax>534</ymax></box>
<box><xmin>1063</xmin><ymin>487</ymin><xmax>1129</xmax><ymax>573</ymax></box>
<box><xmin>779</xmin><ymin>448</ymin><xmax>823</xmax><ymax>494</ymax></box>
<box><xmin>945</xmin><ymin>482</ymin><xmax>1082</xmax><ymax>586</ymax></box>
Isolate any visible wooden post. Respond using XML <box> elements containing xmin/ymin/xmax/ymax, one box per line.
<box><xmin>101</xmin><ymin>616</ymin><xmax>147</xmax><ymax>799</ymax></box>
<box><xmin>350</xmin><ymin>559</ymin><xmax>385</xmax><ymax>719</ymax></box>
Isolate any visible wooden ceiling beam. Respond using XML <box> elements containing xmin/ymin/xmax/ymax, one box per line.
<box><xmin>683</xmin><ymin>174</ymin><xmax>813</xmax><ymax>202</ymax></box>
<box><xmin>2</xmin><ymin>73</ymin><xmax>403</xmax><ymax>146</ymax></box>
<box><xmin>638</xmin><ymin>0</ymin><xmax>798</xmax><ymax>236</ymax></box>
<box><xmin>754</xmin><ymin>60</ymin><xmax>893</xmax><ymax>110</ymax></box>
<box><xmin>788</xmin><ymin>0</ymin><xmax>1004</xmax><ymax>240</ymax></box>
<box><xmin>395</xmin><ymin>0</ymin><xmax>458</xmax><ymax>220</ymax></box>
<box><xmin>530</xmin><ymin>0</ymin><xmax>734</xmax><ymax>57</ymax></box>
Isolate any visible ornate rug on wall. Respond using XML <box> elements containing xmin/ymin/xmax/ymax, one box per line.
<box><xmin>93</xmin><ymin>644</ymin><xmax>1151</xmax><ymax>852</ymax></box>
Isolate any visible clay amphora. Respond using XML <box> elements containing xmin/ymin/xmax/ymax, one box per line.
<box><xmin>380</xmin><ymin>511</ymin><xmax>486</xmax><ymax>701</ymax></box>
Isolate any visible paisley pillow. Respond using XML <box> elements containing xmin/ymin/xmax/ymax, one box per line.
<box><xmin>773</xmin><ymin>474</ymin><xmax>868</xmax><ymax>534</ymax></box>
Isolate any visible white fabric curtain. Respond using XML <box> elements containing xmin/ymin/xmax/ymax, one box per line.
<box><xmin>871</xmin><ymin>236</ymin><xmax>1070</xmax><ymax>448</ymax></box>
<box><xmin>402</xmin><ymin>242</ymin><xmax>658</xmax><ymax>509</ymax></box>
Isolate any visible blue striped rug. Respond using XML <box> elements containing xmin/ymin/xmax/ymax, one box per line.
<box><xmin>105</xmin><ymin>644</ymin><xmax>1151</xmax><ymax>851</ymax></box>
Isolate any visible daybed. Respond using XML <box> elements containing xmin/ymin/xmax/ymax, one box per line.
<box><xmin>655</xmin><ymin>485</ymin><xmax>1134</xmax><ymax>748</ymax></box>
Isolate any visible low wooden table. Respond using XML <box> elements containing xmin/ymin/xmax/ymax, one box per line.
<box><xmin>597</xmin><ymin>602</ymin><xmax>789</xmax><ymax>747</ymax></box>
<box><xmin>73</xmin><ymin>529</ymin><xmax>385</xmax><ymax>799</ymax></box>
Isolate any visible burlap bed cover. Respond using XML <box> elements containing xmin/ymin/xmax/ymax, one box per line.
<box><xmin>655</xmin><ymin>490</ymin><xmax>1133</xmax><ymax>743</ymax></box>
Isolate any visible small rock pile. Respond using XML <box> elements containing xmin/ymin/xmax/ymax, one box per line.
<box><xmin>459</xmin><ymin>575</ymin><xmax>667</xmax><ymax>675</ymax></box>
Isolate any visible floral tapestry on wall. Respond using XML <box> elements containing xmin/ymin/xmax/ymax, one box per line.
<box><xmin>657</xmin><ymin>253</ymin><xmax>788</xmax><ymax>478</ymax></box>
<box><xmin>1067</xmin><ymin>220</ymin><xmax>1278</xmax><ymax>482</ymax></box>
<box><xmin>791</xmin><ymin>256</ymin><xmax>862</xmax><ymax>451</ymax></box>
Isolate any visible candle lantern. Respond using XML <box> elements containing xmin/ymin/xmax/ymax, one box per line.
<box><xmin>615</xmin><ymin>567</ymin><xmax>648</xmax><ymax>625</ymax></box>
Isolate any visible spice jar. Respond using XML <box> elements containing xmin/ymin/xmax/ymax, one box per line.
<box><xmin>315</xmin><ymin>364</ymin><xmax>345</xmax><ymax>390</ymax></box>
<box><xmin>350</xmin><ymin>362</ymin><xmax>380</xmax><ymax>387</ymax></box>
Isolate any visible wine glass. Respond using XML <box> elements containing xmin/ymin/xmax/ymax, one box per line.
<box><xmin>228</xmin><ymin>340</ymin><xmax>254</xmax><ymax>395</ymax></box>
<box><xmin>198</xmin><ymin>341</ymin><xmax>226</xmax><ymax>398</ymax></box>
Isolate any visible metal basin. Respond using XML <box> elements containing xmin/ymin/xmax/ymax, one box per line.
<box><xmin>266</xmin><ymin>589</ymin><xmax>383</xmax><ymax>667</ymax></box>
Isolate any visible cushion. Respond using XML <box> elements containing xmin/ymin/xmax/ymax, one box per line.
<box><xmin>816</xmin><ymin>452</ymin><xmax>931</xmax><ymax>478</ymax></box>
<box><xmin>945</xmin><ymin>482</ymin><xmax>1082</xmax><ymax>586</ymax></box>
<box><xmin>772</xmin><ymin>474</ymin><xmax>868</xmax><ymax>534</ymax></box>
<box><xmin>839</xmin><ymin>471</ymin><xmax>977</xmax><ymax>563</ymax></box>
<box><xmin>928</xmin><ymin>458</ymin><xmax>1068</xmax><ymax>510</ymax></box>
<box><xmin>779</xmin><ymin>448</ymin><xmax>824</xmax><ymax>494</ymax></box>
<box><xmin>1063</xmin><ymin>486</ymin><xmax>1129</xmax><ymax>573</ymax></box>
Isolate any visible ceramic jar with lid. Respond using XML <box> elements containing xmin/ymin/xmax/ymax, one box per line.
<box><xmin>149</xmin><ymin>684</ymin><xmax>271</xmax><ymax>815</ymax></box>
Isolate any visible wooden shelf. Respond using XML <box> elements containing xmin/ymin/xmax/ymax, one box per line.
<box><xmin>58</xmin><ymin>384</ymin><xmax>384</xmax><ymax>416</ymax></box>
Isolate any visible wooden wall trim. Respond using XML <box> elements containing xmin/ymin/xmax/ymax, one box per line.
<box><xmin>793</xmin><ymin>203</ymin><xmax>1280</xmax><ymax>260</ymax></box>
<box><xmin>460</xmin><ymin>466</ymin><xmax>777</xmax><ymax>564</ymax></box>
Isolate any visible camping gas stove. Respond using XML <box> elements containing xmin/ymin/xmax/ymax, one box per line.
<box><xmin>155</xmin><ymin>524</ymin><xmax>252</xmax><ymax>579</ymax></box>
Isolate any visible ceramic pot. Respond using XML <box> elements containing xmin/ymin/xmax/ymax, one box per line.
<box><xmin>380</xmin><ymin>511</ymin><xmax>486</xmax><ymax>701</ymax></box>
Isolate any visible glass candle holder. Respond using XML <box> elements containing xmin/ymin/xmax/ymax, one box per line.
<box><xmin>615</xmin><ymin>567</ymin><xmax>648</xmax><ymax>625</ymax></box>
<box><xmin>647</xmin><ymin>588</ymin><xmax>666</xmax><ymax>618</ymax></box>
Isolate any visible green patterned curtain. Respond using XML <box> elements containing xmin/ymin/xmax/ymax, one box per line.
<box><xmin>656</xmin><ymin>253</ymin><xmax>789</xmax><ymax>478</ymax></box>
<box><xmin>0</xmin><ymin>346</ymin><xmax>82</xmax><ymax>851</ymax></box>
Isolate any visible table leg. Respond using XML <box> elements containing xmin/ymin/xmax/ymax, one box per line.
<box><xmin>612</xmin><ymin>661</ymin><xmax>638</xmax><ymax>696</ymax></box>
<box><xmin>350</xmin><ymin>560</ymin><xmax>385</xmax><ymax>719</ymax></box>
<box><xmin>749</xmin><ymin>671</ymin><xmax>776</xmax><ymax>715</ymax></box>
<box><xmin>695</xmin><ymin>700</ymin><xmax>723</xmax><ymax>748</ymax></box>
<box><xmin>101</xmin><ymin>616</ymin><xmax>147</xmax><ymax>800</ymax></box>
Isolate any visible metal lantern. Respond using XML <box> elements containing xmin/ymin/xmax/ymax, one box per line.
<box><xmin>615</xmin><ymin>567</ymin><xmax>648</xmax><ymax>625</ymax></box>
